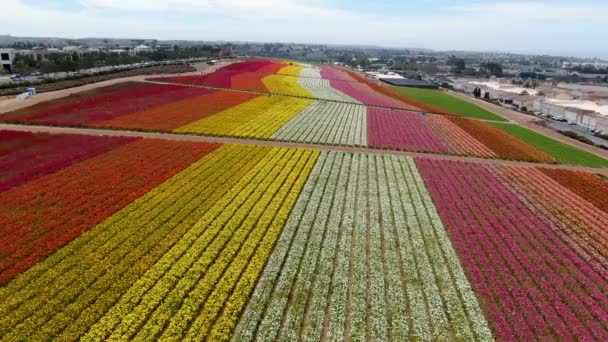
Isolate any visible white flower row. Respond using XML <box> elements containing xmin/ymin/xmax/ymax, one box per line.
<box><xmin>297</xmin><ymin>68</ymin><xmax>361</xmax><ymax>103</ymax></box>
<box><xmin>272</xmin><ymin>101</ymin><xmax>367</xmax><ymax>147</ymax></box>
<box><xmin>234</xmin><ymin>152</ymin><xmax>493</xmax><ymax>341</ymax></box>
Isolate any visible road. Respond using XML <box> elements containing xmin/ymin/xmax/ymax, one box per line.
<box><xmin>2</xmin><ymin>123</ymin><xmax>606</xmax><ymax>176</ymax></box>
<box><xmin>446</xmin><ymin>90</ymin><xmax>608</xmax><ymax>159</ymax></box>
<box><xmin>543</xmin><ymin>120</ymin><xmax>608</xmax><ymax>148</ymax></box>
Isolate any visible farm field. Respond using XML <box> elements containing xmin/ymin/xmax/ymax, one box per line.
<box><xmin>0</xmin><ymin>130</ymin><xmax>220</xmax><ymax>284</ymax></box>
<box><xmin>2</xmin><ymin>74</ymin><xmax>606</xmax><ymax>166</ymax></box>
<box><xmin>150</xmin><ymin>59</ymin><xmax>449</xmax><ymax>111</ymax></box>
<box><xmin>0</xmin><ymin>136</ymin><xmax>606</xmax><ymax>340</ymax></box>
<box><xmin>1</xmin><ymin>57</ymin><xmax>608</xmax><ymax>341</ymax></box>
<box><xmin>391</xmin><ymin>86</ymin><xmax>507</xmax><ymax>121</ymax></box>
<box><xmin>490</xmin><ymin>122</ymin><xmax>608</xmax><ymax>168</ymax></box>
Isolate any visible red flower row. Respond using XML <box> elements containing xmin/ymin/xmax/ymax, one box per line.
<box><xmin>0</xmin><ymin>138</ymin><xmax>220</xmax><ymax>284</ymax></box>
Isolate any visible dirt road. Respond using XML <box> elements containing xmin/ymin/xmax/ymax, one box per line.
<box><xmin>2</xmin><ymin>123</ymin><xmax>606</xmax><ymax>176</ymax></box>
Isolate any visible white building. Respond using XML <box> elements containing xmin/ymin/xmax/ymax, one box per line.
<box><xmin>0</xmin><ymin>48</ymin><xmax>13</xmax><ymax>72</ymax></box>
<box><xmin>512</xmin><ymin>95</ymin><xmax>536</xmax><ymax>110</ymax></box>
<box><xmin>0</xmin><ymin>48</ymin><xmax>53</xmax><ymax>73</ymax></box>
<box><xmin>132</xmin><ymin>44</ymin><xmax>151</xmax><ymax>55</ymax></box>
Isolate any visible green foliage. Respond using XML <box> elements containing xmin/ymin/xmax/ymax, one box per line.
<box><xmin>391</xmin><ymin>86</ymin><xmax>507</xmax><ymax>121</ymax></box>
<box><xmin>480</xmin><ymin>62</ymin><xmax>503</xmax><ymax>77</ymax></box>
<box><xmin>447</xmin><ymin>57</ymin><xmax>466</xmax><ymax>74</ymax></box>
<box><xmin>490</xmin><ymin>123</ymin><xmax>608</xmax><ymax>167</ymax></box>
<box><xmin>9</xmin><ymin>46</ymin><xmax>220</xmax><ymax>75</ymax></box>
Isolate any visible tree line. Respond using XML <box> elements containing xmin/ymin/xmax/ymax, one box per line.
<box><xmin>10</xmin><ymin>46</ymin><xmax>220</xmax><ymax>74</ymax></box>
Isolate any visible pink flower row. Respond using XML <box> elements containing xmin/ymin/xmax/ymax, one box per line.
<box><xmin>366</xmin><ymin>109</ymin><xmax>497</xmax><ymax>158</ymax></box>
<box><xmin>416</xmin><ymin>158</ymin><xmax>608</xmax><ymax>340</ymax></box>
<box><xmin>367</xmin><ymin>108</ymin><xmax>449</xmax><ymax>153</ymax></box>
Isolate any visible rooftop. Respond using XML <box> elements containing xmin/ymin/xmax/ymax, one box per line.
<box><xmin>380</xmin><ymin>78</ymin><xmax>439</xmax><ymax>89</ymax></box>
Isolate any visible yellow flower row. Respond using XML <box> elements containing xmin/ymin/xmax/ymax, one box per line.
<box><xmin>262</xmin><ymin>72</ymin><xmax>315</xmax><ymax>98</ymax></box>
<box><xmin>174</xmin><ymin>95</ymin><xmax>312</xmax><ymax>139</ymax></box>
<box><xmin>82</xmin><ymin>147</ymin><xmax>318</xmax><ymax>341</ymax></box>
<box><xmin>196</xmin><ymin>150</ymin><xmax>318</xmax><ymax>341</ymax></box>
<box><xmin>275</xmin><ymin>64</ymin><xmax>305</xmax><ymax>77</ymax></box>
<box><xmin>0</xmin><ymin>145</ymin><xmax>270</xmax><ymax>340</ymax></box>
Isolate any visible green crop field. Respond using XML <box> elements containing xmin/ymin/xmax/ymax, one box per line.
<box><xmin>490</xmin><ymin>122</ymin><xmax>608</xmax><ymax>167</ymax></box>
<box><xmin>392</xmin><ymin>86</ymin><xmax>507</xmax><ymax>122</ymax></box>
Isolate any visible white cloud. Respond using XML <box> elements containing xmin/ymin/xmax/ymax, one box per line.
<box><xmin>82</xmin><ymin>0</ymin><xmax>357</xmax><ymax>20</ymax></box>
<box><xmin>2</xmin><ymin>0</ymin><xmax>607</xmax><ymax>57</ymax></box>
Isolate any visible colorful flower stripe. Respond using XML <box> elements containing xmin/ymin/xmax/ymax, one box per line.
<box><xmin>497</xmin><ymin>166</ymin><xmax>608</xmax><ymax>268</ymax></box>
<box><xmin>1</xmin><ymin>82</ymin><xmax>211</xmax><ymax>126</ymax></box>
<box><xmin>297</xmin><ymin>74</ymin><xmax>362</xmax><ymax>103</ymax></box>
<box><xmin>327</xmin><ymin>78</ymin><xmax>420</xmax><ymax>110</ymax></box>
<box><xmin>319</xmin><ymin>66</ymin><xmax>359</xmax><ymax>81</ymax></box>
<box><xmin>256</xmin><ymin>62</ymin><xmax>289</xmax><ymax>74</ymax></box>
<box><xmin>230</xmin><ymin>71</ymin><xmax>269</xmax><ymax>92</ymax></box>
<box><xmin>221</xmin><ymin>60</ymin><xmax>277</xmax><ymax>72</ymax></box>
<box><xmin>367</xmin><ymin>108</ymin><xmax>450</xmax><ymax>153</ymax></box>
<box><xmin>150</xmin><ymin>70</ymin><xmax>237</xmax><ymax>89</ymax></box>
<box><xmin>93</xmin><ymin>90</ymin><xmax>259</xmax><ymax>131</ymax></box>
<box><xmin>540</xmin><ymin>168</ymin><xmax>608</xmax><ymax>214</ymax></box>
<box><xmin>0</xmin><ymin>81</ymin><xmax>151</xmax><ymax>119</ymax></box>
<box><xmin>0</xmin><ymin>146</ymin><xmax>319</xmax><ymax>341</ymax></box>
<box><xmin>174</xmin><ymin>95</ymin><xmax>313</xmax><ymax>139</ymax></box>
<box><xmin>235</xmin><ymin>152</ymin><xmax>492</xmax><ymax>341</ymax></box>
<box><xmin>424</xmin><ymin>115</ymin><xmax>497</xmax><ymax>157</ymax></box>
<box><xmin>339</xmin><ymin>67</ymin><xmax>454</xmax><ymax>115</ymax></box>
<box><xmin>298</xmin><ymin>67</ymin><xmax>324</xmax><ymax>78</ymax></box>
<box><xmin>448</xmin><ymin>117</ymin><xmax>558</xmax><ymax>163</ymax></box>
<box><xmin>271</xmin><ymin>101</ymin><xmax>367</xmax><ymax>146</ymax></box>
<box><xmin>0</xmin><ymin>131</ymin><xmax>135</xmax><ymax>191</ymax></box>
<box><xmin>261</xmin><ymin>74</ymin><xmax>315</xmax><ymax>98</ymax></box>
<box><xmin>0</xmin><ymin>144</ymin><xmax>267</xmax><ymax>339</ymax></box>
<box><xmin>0</xmin><ymin>138</ymin><xmax>219</xmax><ymax>284</ymax></box>
<box><xmin>416</xmin><ymin>158</ymin><xmax>608</xmax><ymax>340</ymax></box>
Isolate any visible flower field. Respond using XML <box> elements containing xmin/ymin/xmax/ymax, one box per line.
<box><xmin>1</xmin><ymin>82</ymin><xmax>212</xmax><ymax>126</ymax></box>
<box><xmin>0</xmin><ymin>123</ymin><xmax>607</xmax><ymax>341</ymax></box>
<box><xmin>271</xmin><ymin>101</ymin><xmax>367</xmax><ymax>146</ymax></box>
<box><xmin>3</xmin><ymin>66</ymin><xmax>606</xmax><ymax>166</ymax></box>
<box><xmin>174</xmin><ymin>95</ymin><xmax>313</xmax><ymax>138</ymax></box>
<box><xmin>297</xmin><ymin>76</ymin><xmax>362</xmax><ymax>103</ymax></box>
<box><xmin>0</xmin><ymin>130</ymin><xmax>133</xmax><ymax>191</ymax></box>
<box><xmin>0</xmin><ymin>144</ymin><xmax>319</xmax><ymax>340</ymax></box>
<box><xmin>235</xmin><ymin>152</ymin><xmax>493</xmax><ymax>341</ymax></box>
<box><xmin>0</xmin><ymin>130</ymin><xmax>219</xmax><ymax>284</ymax></box>
<box><xmin>416</xmin><ymin>158</ymin><xmax>608</xmax><ymax>340</ymax></box>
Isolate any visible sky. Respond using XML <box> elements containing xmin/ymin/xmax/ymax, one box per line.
<box><xmin>3</xmin><ymin>0</ymin><xmax>608</xmax><ymax>58</ymax></box>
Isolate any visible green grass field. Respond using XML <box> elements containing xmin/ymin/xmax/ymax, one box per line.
<box><xmin>489</xmin><ymin>122</ymin><xmax>608</xmax><ymax>168</ymax></box>
<box><xmin>392</xmin><ymin>86</ymin><xmax>507</xmax><ymax>122</ymax></box>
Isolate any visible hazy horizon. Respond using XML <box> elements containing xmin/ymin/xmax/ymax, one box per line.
<box><xmin>3</xmin><ymin>0</ymin><xmax>608</xmax><ymax>59</ymax></box>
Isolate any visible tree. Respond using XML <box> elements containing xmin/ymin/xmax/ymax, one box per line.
<box><xmin>480</xmin><ymin>62</ymin><xmax>503</xmax><ymax>77</ymax></box>
<box><xmin>448</xmin><ymin>57</ymin><xmax>466</xmax><ymax>74</ymax></box>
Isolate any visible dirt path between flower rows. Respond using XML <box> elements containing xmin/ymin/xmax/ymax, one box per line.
<box><xmin>446</xmin><ymin>90</ymin><xmax>608</xmax><ymax>159</ymax></box>
<box><xmin>0</xmin><ymin>60</ymin><xmax>236</xmax><ymax>114</ymax></box>
<box><xmin>2</xmin><ymin>123</ymin><xmax>606</xmax><ymax>176</ymax></box>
